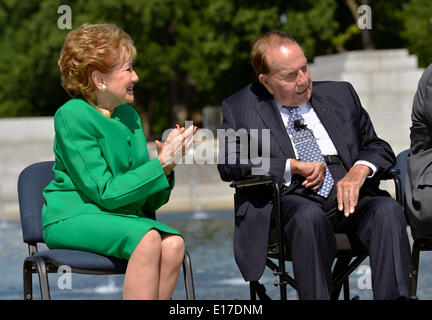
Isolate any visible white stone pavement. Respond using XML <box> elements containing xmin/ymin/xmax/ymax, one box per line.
<box><xmin>0</xmin><ymin>49</ymin><xmax>424</xmax><ymax>220</ymax></box>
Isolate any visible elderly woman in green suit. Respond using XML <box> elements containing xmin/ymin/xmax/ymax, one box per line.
<box><xmin>42</xmin><ymin>23</ymin><xmax>196</xmax><ymax>300</ymax></box>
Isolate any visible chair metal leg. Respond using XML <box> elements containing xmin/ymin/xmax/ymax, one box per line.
<box><xmin>182</xmin><ymin>250</ymin><xmax>195</xmax><ymax>300</ymax></box>
<box><xmin>272</xmin><ymin>179</ymin><xmax>287</xmax><ymax>300</ymax></box>
<box><xmin>331</xmin><ymin>257</ymin><xmax>350</xmax><ymax>300</ymax></box>
<box><xmin>409</xmin><ymin>240</ymin><xmax>420</xmax><ymax>299</ymax></box>
<box><xmin>249</xmin><ymin>280</ymin><xmax>271</xmax><ymax>300</ymax></box>
<box><xmin>265</xmin><ymin>258</ymin><xmax>297</xmax><ymax>290</ymax></box>
<box><xmin>250</xmin><ymin>281</ymin><xmax>257</xmax><ymax>300</ymax></box>
<box><xmin>23</xmin><ymin>259</ymin><xmax>33</xmax><ymax>300</ymax></box>
<box><xmin>332</xmin><ymin>256</ymin><xmax>366</xmax><ymax>290</ymax></box>
<box><xmin>33</xmin><ymin>256</ymin><xmax>51</xmax><ymax>300</ymax></box>
<box><xmin>343</xmin><ymin>279</ymin><xmax>350</xmax><ymax>300</ymax></box>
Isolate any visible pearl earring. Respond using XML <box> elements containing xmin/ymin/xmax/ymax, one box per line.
<box><xmin>101</xmin><ymin>84</ymin><xmax>107</xmax><ymax>92</ymax></box>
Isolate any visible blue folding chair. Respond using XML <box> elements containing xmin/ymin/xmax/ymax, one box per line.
<box><xmin>18</xmin><ymin>161</ymin><xmax>195</xmax><ymax>300</ymax></box>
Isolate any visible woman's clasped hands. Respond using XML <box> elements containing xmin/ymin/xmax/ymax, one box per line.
<box><xmin>155</xmin><ymin>124</ymin><xmax>197</xmax><ymax>176</ymax></box>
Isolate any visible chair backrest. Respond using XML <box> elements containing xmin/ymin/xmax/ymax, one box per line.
<box><xmin>17</xmin><ymin>161</ymin><xmax>55</xmax><ymax>244</ymax></box>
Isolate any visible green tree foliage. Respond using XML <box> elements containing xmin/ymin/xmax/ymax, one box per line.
<box><xmin>400</xmin><ymin>0</ymin><xmax>432</xmax><ymax>68</ymax></box>
<box><xmin>0</xmin><ymin>0</ymin><xmax>69</xmax><ymax>117</ymax></box>
<box><xmin>332</xmin><ymin>0</ymin><xmax>408</xmax><ymax>52</ymax></box>
<box><xmin>0</xmin><ymin>0</ymin><xmax>429</xmax><ymax>135</ymax></box>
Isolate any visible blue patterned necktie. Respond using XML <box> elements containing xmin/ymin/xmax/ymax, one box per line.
<box><xmin>285</xmin><ymin>106</ymin><xmax>334</xmax><ymax>198</ymax></box>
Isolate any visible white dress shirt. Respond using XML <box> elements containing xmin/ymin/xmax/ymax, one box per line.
<box><xmin>276</xmin><ymin>101</ymin><xmax>377</xmax><ymax>186</ymax></box>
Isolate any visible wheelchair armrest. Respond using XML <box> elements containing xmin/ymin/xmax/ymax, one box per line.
<box><xmin>230</xmin><ymin>167</ymin><xmax>400</xmax><ymax>189</ymax></box>
<box><xmin>229</xmin><ymin>174</ymin><xmax>278</xmax><ymax>189</ymax></box>
<box><xmin>381</xmin><ymin>167</ymin><xmax>400</xmax><ymax>181</ymax></box>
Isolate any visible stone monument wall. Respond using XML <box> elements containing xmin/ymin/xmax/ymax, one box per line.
<box><xmin>309</xmin><ymin>49</ymin><xmax>424</xmax><ymax>155</ymax></box>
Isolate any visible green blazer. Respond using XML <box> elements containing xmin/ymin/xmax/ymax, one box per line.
<box><xmin>42</xmin><ymin>97</ymin><xmax>174</xmax><ymax>228</ymax></box>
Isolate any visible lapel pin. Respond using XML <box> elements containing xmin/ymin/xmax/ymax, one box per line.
<box><xmin>323</xmin><ymin>106</ymin><xmax>329</xmax><ymax>112</ymax></box>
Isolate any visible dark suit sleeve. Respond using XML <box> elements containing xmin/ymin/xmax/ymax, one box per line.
<box><xmin>346</xmin><ymin>82</ymin><xmax>396</xmax><ymax>178</ymax></box>
<box><xmin>217</xmin><ymin>99</ymin><xmax>286</xmax><ymax>182</ymax></box>
<box><xmin>410</xmin><ymin>64</ymin><xmax>432</xmax><ymax>155</ymax></box>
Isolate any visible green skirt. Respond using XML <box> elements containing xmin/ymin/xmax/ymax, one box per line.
<box><xmin>43</xmin><ymin>213</ymin><xmax>182</xmax><ymax>260</ymax></box>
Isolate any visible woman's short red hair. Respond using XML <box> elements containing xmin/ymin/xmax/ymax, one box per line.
<box><xmin>58</xmin><ymin>23</ymin><xmax>137</xmax><ymax>99</ymax></box>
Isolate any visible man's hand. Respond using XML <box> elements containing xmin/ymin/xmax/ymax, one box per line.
<box><xmin>337</xmin><ymin>164</ymin><xmax>372</xmax><ymax>217</ymax></box>
<box><xmin>291</xmin><ymin>159</ymin><xmax>326</xmax><ymax>190</ymax></box>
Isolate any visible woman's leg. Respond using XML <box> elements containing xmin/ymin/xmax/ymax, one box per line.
<box><xmin>158</xmin><ymin>234</ymin><xmax>185</xmax><ymax>300</ymax></box>
<box><xmin>123</xmin><ymin>229</ymin><xmax>162</xmax><ymax>300</ymax></box>
<box><xmin>43</xmin><ymin>213</ymin><xmax>183</xmax><ymax>300</ymax></box>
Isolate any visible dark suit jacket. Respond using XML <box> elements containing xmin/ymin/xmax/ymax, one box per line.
<box><xmin>217</xmin><ymin>80</ymin><xmax>396</xmax><ymax>281</ymax></box>
<box><xmin>406</xmin><ymin>64</ymin><xmax>432</xmax><ymax>237</ymax></box>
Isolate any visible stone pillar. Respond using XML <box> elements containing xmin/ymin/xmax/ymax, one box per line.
<box><xmin>309</xmin><ymin>49</ymin><xmax>424</xmax><ymax>155</ymax></box>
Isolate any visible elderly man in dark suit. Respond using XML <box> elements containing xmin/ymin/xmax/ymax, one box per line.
<box><xmin>217</xmin><ymin>31</ymin><xmax>410</xmax><ymax>300</ymax></box>
<box><xmin>406</xmin><ymin>63</ymin><xmax>432</xmax><ymax>237</ymax></box>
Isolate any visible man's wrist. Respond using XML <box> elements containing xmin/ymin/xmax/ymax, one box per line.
<box><xmin>290</xmin><ymin>158</ymin><xmax>299</xmax><ymax>175</ymax></box>
<box><xmin>354</xmin><ymin>160</ymin><xmax>376</xmax><ymax>177</ymax></box>
<box><xmin>353</xmin><ymin>163</ymin><xmax>373</xmax><ymax>178</ymax></box>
